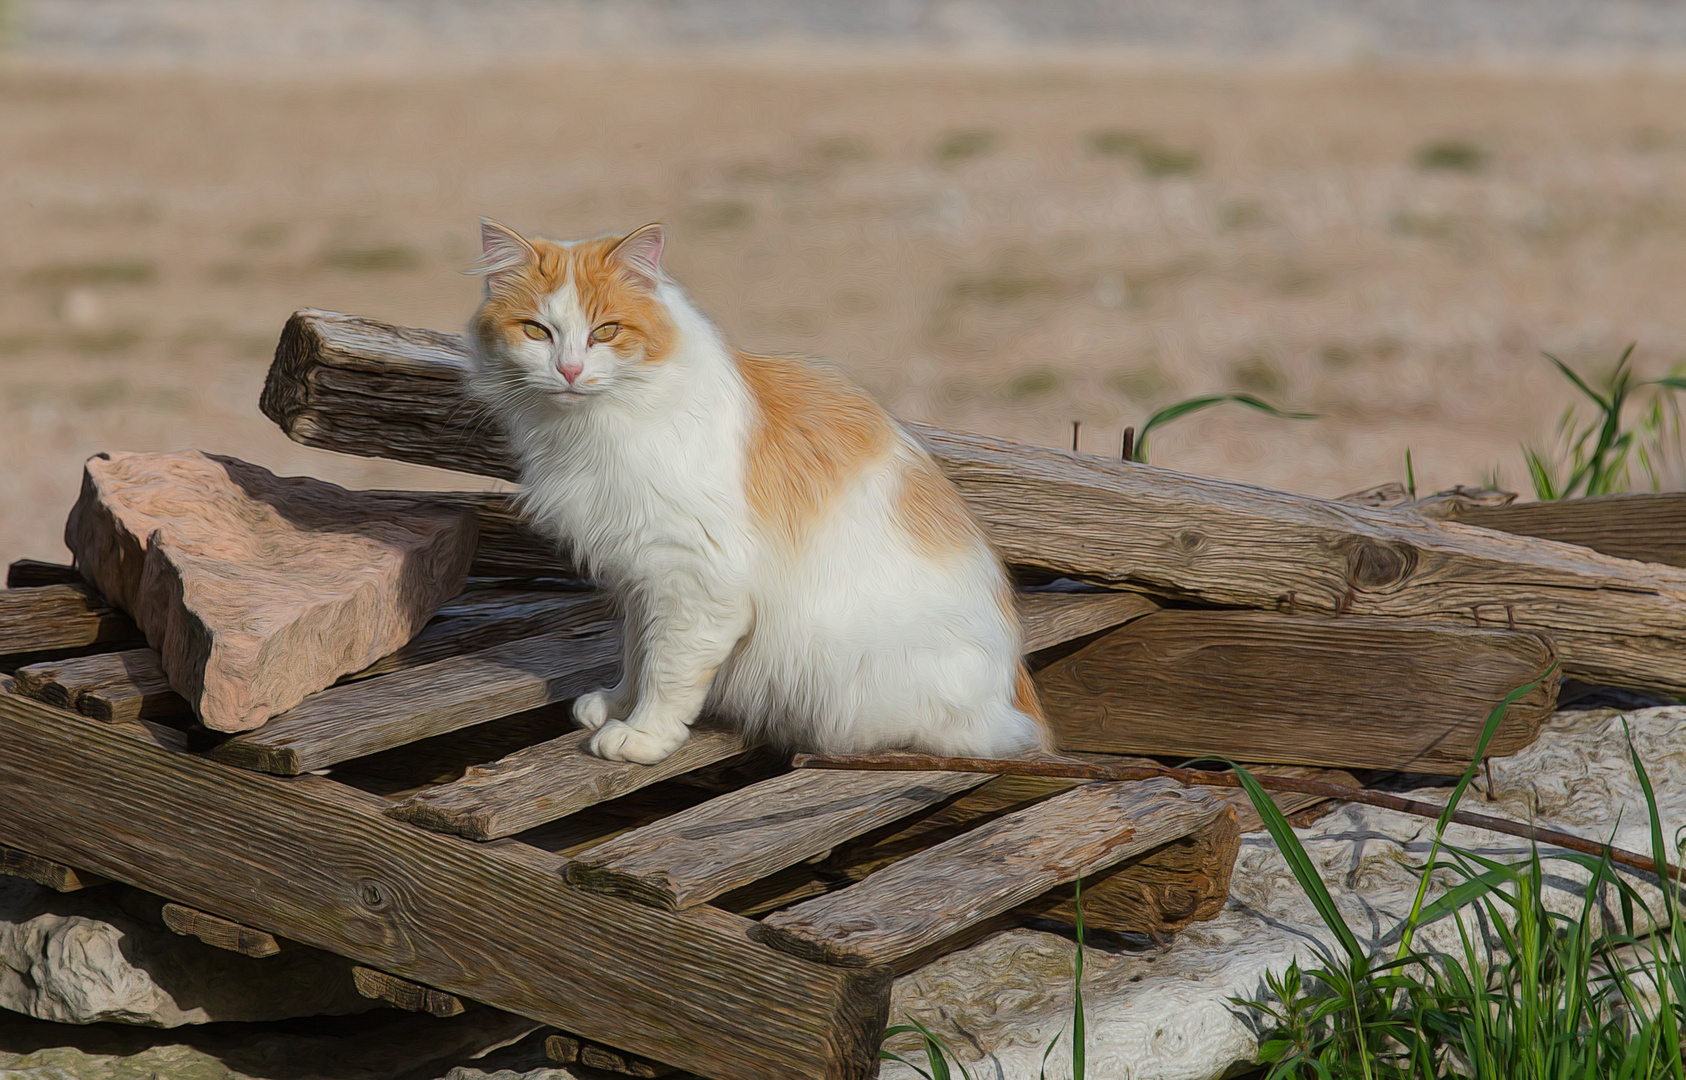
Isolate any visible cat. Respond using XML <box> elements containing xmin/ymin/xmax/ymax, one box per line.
<box><xmin>466</xmin><ymin>219</ymin><xmax>1049</xmax><ymax>765</ymax></box>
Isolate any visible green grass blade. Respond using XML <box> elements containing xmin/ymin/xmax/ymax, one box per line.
<box><xmin>1544</xmin><ymin>351</ymin><xmax>1611</xmax><ymax>411</ymax></box>
<box><xmin>1133</xmin><ymin>394</ymin><xmax>1314</xmax><ymax>462</ymax></box>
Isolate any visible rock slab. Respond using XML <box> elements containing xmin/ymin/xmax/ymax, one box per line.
<box><xmin>64</xmin><ymin>451</ymin><xmax>477</xmax><ymax>732</ymax></box>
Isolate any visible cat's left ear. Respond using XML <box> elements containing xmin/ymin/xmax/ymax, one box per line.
<box><xmin>610</xmin><ymin>223</ymin><xmax>664</xmax><ymax>288</ymax></box>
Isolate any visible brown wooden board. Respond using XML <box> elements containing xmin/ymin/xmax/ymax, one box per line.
<box><xmin>12</xmin><ymin>590</ymin><xmax>608</xmax><ymax>726</ymax></box>
<box><xmin>2</xmin><ymin>842</ymin><xmax>109</xmax><ymax>891</ymax></box>
<box><xmin>210</xmin><ymin>618</ymin><xmax>618</xmax><ymax>775</ymax></box>
<box><xmin>259</xmin><ymin>308</ymin><xmax>1686</xmax><ymax>695</ymax></box>
<box><xmin>546</xmin><ymin>1033</ymin><xmax>677</xmax><ymax>1078</ymax></box>
<box><xmin>14</xmin><ymin>649</ymin><xmax>185</xmax><ymax>722</ymax></box>
<box><xmin>352</xmin><ymin>966</ymin><xmax>465</xmax><ymax>1017</ymax></box>
<box><xmin>162</xmin><ymin>902</ymin><xmax>287</xmax><ymax>957</ymax></box>
<box><xmin>565</xmin><ymin>769</ymin><xmax>991</xmax><ymax>910</ymax></box>
<box><xmin>1017</xmin><ymin>591</ymin><xmax>1158</xmax><ymax>653</ymax></box>
<box><xmin>0</xmin><ymin>583</ymin><xmax>143</xmax><ymax>660</ymax></box>
<box><xmin>1445</xmin><ymin>493</ymin><xmax>1686</xmax><ymax>569</ymax></box>
<box><xmin>755</xmin><ymin>778</ymin><xmax>1227</xmax><ymax>967</ymax></box>
<box><xmin>1035</xmin><ymin>610</ymin><xmax>1558</xmax><ymax>773</ymax></box>
<box><xmin>0</xmin><ymin>688</ymin><xmax>890</xmax><ymax>1080</ymax></box>
<box><xmin>387</xmin><ymin>725</ymin><xmax>751</xmax><ymax>841</ymax></box>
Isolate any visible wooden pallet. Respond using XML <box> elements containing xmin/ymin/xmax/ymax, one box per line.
<box><xmin>0</xmin><ymin>563</ymin><xmax>1239</xmax><ymax>1080</ymax></box>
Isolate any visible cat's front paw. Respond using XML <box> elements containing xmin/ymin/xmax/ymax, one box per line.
<box><xmin>573</xmin><ymin>689</ymin><xmax>623</xmax><ymax>731</ymax></box>
<box><xmin>589</xmin><ymin>720</ymin><xmax>687</xmax><ymax>765</ymax></box>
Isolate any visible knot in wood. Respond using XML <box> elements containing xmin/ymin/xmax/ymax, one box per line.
<box><xmin>1348</xmin><ymin>541</ymin><xmax>1415</xmax><ymax>589</ymax></box>
<box><xmin>357</xmin><ymin>879</ymin><xmax>391</xmax><ymax>911</ymax></box>
<box><xmin>1173</xmin><ymin>530</ymin><xmax>1206</xmax><ymax>554</ymax></box>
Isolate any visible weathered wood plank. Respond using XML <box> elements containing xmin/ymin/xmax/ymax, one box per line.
<box><xmin>386</xmin><ymin>725</ymin><xmax>750</xmax><ymax>841</ymax></box>
<box><xmin>546</xmin><ymin>1033</ymin><xmax>677</xmax><ymax>1077</ymax></box>
<box><xmin>14</xmin><ymin>648</ymin><xmax>184</xmax><ymax>722</ymax></box>
<box><xmin>6</xmin><ymin>560</ymin><xmax>83</xmax><ymax>589</ymax></box>
<box><xmin>0</xmin><ymin>688</ymin><xmax>890</xmax><ymax>1080</ymax></box>
<box><xmin>1021</xmin><ymin>801</ymin><xmax>1239</xmax><ymax>935</ymax></box>
<box><xmin>162</xmin><ymin>902</ymin><xmax>287</xmax><ymax>957</ymax></box>
<box><xmin>1219</xmin><ymin>765</ymin><xmax>1360</xmax><ymax>834</ymax></box>
<box><xmin>352</xmin><ymin>966</ymin><xmax>465</xmax><ymax>1016</ymax></box>
<box><xmin>1018</xmin><ymin>590</ymin><xmax>1158</xmax><ymax>654</ymax></box>
<box><xmin>1</xmin><ymin>843</ymin><xmax>109</xmax><ymax>891</ymax></box>
<box><xmin>12</xmin><ymin>590</ymin><xmax>607</xmax><ymax>726</ymax></box>
<box><xmin>1445</xmin><ymin>493</ymin><xmax>1686</xmax><ymax>569</ymax></box>
<box><xmin>210</xmin><ymin>617</ymin><xmax>619</xmax><ymax>776</ymax></box>
<box><xmin>0</xmin><ymin>583</ymin><xmax>143</xmax><ymax>660</ymax></box>
<box><xmin>566</xmin><ymin>770</ymin><xmax>990</xmax><ymax>910</ymax></box>
<box><xmin>1035</xmin><ymin>610</ymin><xmax>1558</xmax><ymax>773</ymax></box>
<box><xmin>259</xmin><ymin>308</ymin><xmax>1686</xmax><ymax>694</ymax></box>
<box><xmin>756</xmin><ymin>778</ymin><xmax>1225</xmax><ymax>966</ymax></box>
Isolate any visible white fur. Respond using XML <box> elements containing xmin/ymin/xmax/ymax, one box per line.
<box><xmin>468</xmin><ymin>237</ymin><xmax>1045</xmax><ymax>764</ymax></box>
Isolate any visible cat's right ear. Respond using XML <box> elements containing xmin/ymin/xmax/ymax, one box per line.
<box><xmin>475</xmin><ymin>219</ymin><xmax>537</xmax><ymax>292</ymax></box>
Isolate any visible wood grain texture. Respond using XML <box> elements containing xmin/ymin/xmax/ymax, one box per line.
<box><xmin>566</xmin><ymin>769</ymin><xmax>990</xmax><ymax>910</ymax></box>
<box><xmin>1017</xmin><ymin>591</ymin><xmax>1159</xmax><ymax>653</ymax></box>
<box><xmin>1446</xmin><ymin>493</ymin><xmax>1686</xmax><ymax>569</ymax></box>
<box><xmin>5</xmin><ymin>560</ymin><xmax>84</xmax><ymax>589</ymax></box>
<box><xmin>0</xmin><ymin>583</ymin><xmax>142</xmax><ymax>659</ymax></box>
<box><xmin>386</xmin><ymin>724</ymin><xmax>750</xmax><ymax>841</ymax></box>
<box><xmin>755</xmin><ymin>778</ymin><xmax>1225</xmax><ymax>966</ymax></box>
<box><xmin>65</xmin><ymin>450</ymin><xmax>480</xmax><ymax>732</ymax></box>
<box><xmin>1021</xmin><ymin>802</ymin><xmax>1239</xmax><ymax>935</ymax></box>
<box><xmin>162</xmin><ymin>902</ymin><xmax>287</xmax><ymax>957</ymax></box>
<box><xmin>14</xmin><ymin>648</ymin><xmax>184</xmax><ymax>722</ymax></box>
<box><xmin>0</xmin><ymin>688</ymin><xmax>890</xmax><ymax>1080</ymax></box>
<box><xmin>211</xmin><ymin>617</ymin><xmax>619</xmax><ymax>776</ymax></box>
<box><xmin>352</xmin><ymin>966</ymin><xmax>465</xmax><ymax>1016</ymax></box>
<box><xmin>259</xmin><ymin>309</ymin><xmax>1686</xmax><ymax>694</ymax></box>
<box><xmin>1035</xmin><ymin>610</ymin><xmax>1558</xmax><ymax>773</ymax></box>
<box><xmin>545</xmin><ymin>1033</ymin><xmax>677</xmax><ymax>1077</ymax></box>
<box><xmin>11</xmin><ymin>590</ymin><xmax>607</xmax><ymax>727</ymax></box>
<box><xmin>1</xmin><ymin>843</ymin><xmax>109</xmax><ymax>891</ymax></box>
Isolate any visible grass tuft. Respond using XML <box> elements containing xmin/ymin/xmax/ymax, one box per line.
<box><xmin>1524</xmin><ymin>344</ymin><xmax>1686</xmax><ymax>499</ymax></box>
<box><xmin>1414</xmin><ymin>140</ymin><xmax>1488</xmax><ymax>172</ymax></box>
<box><xmin>1088</xmin><ymin>130</ymin><xmax>1202</xmax><ymax>176</ymax></box>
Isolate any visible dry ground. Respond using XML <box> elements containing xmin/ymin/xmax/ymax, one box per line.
<box><xmin>5</xmin><ymin>56</ymin><xmax>1686</xmax><ymax>566</ymax></box>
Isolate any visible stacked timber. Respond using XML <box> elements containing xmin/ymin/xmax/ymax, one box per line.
<box><xmin>3</xmin><ymin>305</ymin><xmax>1685</xmax><ymax>1080</ymax></box>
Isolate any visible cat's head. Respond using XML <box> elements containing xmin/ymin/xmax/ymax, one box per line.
<box><xmin>468</xmin><ymin>220</ymin><xmax>676</xmax><ymax>408</ymax></box>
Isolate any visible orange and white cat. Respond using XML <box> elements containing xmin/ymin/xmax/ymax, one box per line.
<box><xmin>467</xmin><ymin>220</ymin><xmax>1048</xmax><ymax>764</ymax></box>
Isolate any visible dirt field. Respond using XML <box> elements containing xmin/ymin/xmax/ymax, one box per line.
<box><xmin>6</xmin><ymin>57</ymin><xmax>1686</xmax><ymax>567</ymax></box>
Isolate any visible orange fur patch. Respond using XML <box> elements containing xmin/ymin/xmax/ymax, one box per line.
<box><xmin>471</xmin><ymin>232</ymin><xmax>675</xmax><ymax>363</ymax></box>
<box><xmin>894</xmin><ymin>454</ymin><xmax>983</xmax><ymax>556</ymax></box>
<box><xmin>734</xmin><ymin>351</ymin><xmax>895</xmax><ymax>546</ymax></box>
<box><xmin>1014</xmin><ymin>662</ymin><xmax>1051</xmax><ymax>737</ymax></box>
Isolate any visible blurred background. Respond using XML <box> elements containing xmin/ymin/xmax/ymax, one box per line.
<box><xmin>6</xmin><ymin>0</ymin><xmax>1686</xmax><ymax>566</ymax></box>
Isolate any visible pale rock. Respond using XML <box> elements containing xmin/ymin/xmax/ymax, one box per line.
<box><xmin>64</xmin><ymin>450</ymin><xmax>477</xmax><ymax>731</ymax></box>
<box><xmin>0</xmin><ymin>877</ymin><xmax>373</xmax><ymax>1026</ymax></box>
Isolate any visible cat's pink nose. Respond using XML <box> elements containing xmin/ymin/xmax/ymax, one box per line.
<box><xmin>559</xmin><ymin>359</ymin><xmax>584</xmax><ymax>384</ymax></box>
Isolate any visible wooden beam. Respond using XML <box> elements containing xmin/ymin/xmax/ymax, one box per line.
<box><xmin>162</xmin><ymin>902</ymin><xmax>288</xmax><ymax>957</ymax></box>
<box><xmin>210</xmin><ymin>624</ymin><xmax>618</xmax><ymax>776</ymax></box>
<box><xmin>1034</xmin><ymin>610</ymin><xmax>1558</xmax><ymax>773</ymax></box>
<box><xmin>755</xmin><ymin>778</ymin><xmax>1226</xmax><ymax>967</ymax></box>
<box><xmin>1</xmin><ymin>843</ymin><xmax>109</xmax><ymax>891</ymax></box>
<box><xmin>0</xmin><ymin>689</ymin><xmax>889</xmax><ymax>1080</ymax></box>
<box><xmin>565</xmin><ymin>769</ymin><xmax>990</xmax><ymax>910</ymax></box>
<box><xmin>352</xmin><ymin>966</ymin><xmax>465</xmax><ymax>1017</ymax></box>
<box><xmin>1018</xmin><ymin>591</ymin><xmax>1158</xmax><ymax>654</ymax></box>
<box><xmin>0</xmin><ymin>583</ymin><xmax>143</xmax><ymax>661</ymax></box>
<box><xmin>1444</xmin><ymin>493</ymin><xmax>1686</xmax><ymax>569</ymax></box>
<box><xmin>386</xmin><ymin>725</ymin><xmax>750</xmax><ymax>841</ymax></box>
<box><xmin>259</xmin><ymin>309</ymin><xmax>1686</xmax><ymax>694</ymax></box>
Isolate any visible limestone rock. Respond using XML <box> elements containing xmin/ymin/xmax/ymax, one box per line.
<box><xmin>64</xmin><ymin>451</ymin><xmax>477</xmax><ymax>731</ymax></box>
<box><xmin>0</xmin><ymin>878</ymin><xmax>374</xmax><ymax>1026</ymax></box>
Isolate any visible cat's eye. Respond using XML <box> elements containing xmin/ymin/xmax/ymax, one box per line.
<box><xmin>520</xmin><ymin>321</ymin><xmax>550</xmax><ymax>341</ymax></box>
<box><xmin>590</xmin><ymin>322</ymin><xmax>621</xmax><ymax>344</ymax></box>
